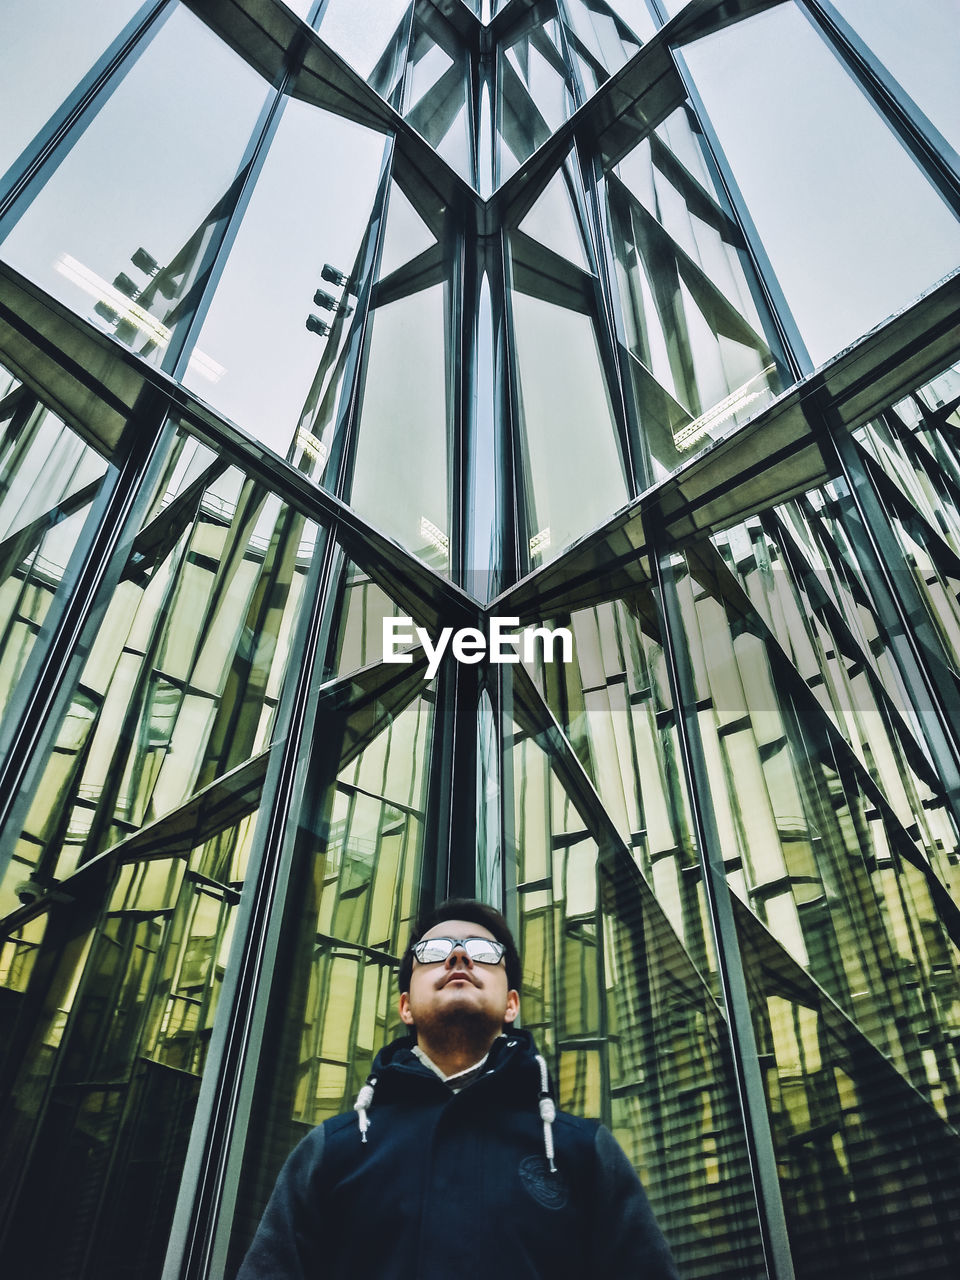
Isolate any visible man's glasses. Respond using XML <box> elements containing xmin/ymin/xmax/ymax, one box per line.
<box><xmin>412</xmin><ymin>936</ymin><xmax>506</xmax><ymax>966</ymax></box>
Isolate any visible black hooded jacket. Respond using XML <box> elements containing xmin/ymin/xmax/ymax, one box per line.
<box><xmin>237</xmin><ymin>1029</ymin><xmax>679</xmax><ymax>1279</ymax></box>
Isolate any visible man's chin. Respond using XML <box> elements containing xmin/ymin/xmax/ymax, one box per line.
<box><xmin>420</xmin><ymin>997</ymin><xmax>502</xmax><ymax>1037</ymax></box>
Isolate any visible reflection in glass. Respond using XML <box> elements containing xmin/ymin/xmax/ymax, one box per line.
<box><xmin>350</xmin><ymin>284</ymin><xmax>450</xmax><ymax>573</ymax></box>
<box><xmin>737</xmin><ymin>900</ymin><xmax>960</xmax><ymax>1278</ymax></box>
<box><xmin>183</xmin><ymin>98</ymin><xmax>387</xmax><ymax>455</ymax></box>
<box><xmin>669</xmin><ymin>537</ymin><xmax>960</xmax><ymax>1270</ymax></box>
<box><xmin>853</xmin><ymin>394</ymin><xmax>960</xmax><ymax>688</ymax></box>
<box><xmin>0</xmin><ymin>803</ymin><xmax>256</xmax><ymax>1280</ymax></box>
<box><xmin>0</xmin><ymin>367</ymin><xmax>109</xmax><ymax>725</ymax></box>
<box><xmin>0</xmin><ymin>913</ymin><xmax>45</xmax><ymax>1002</ymax></box>
<box><xmin>1</xmin><ymin>426</ymin><xmax>319</xmax><ymax>915</ymax></box>
<box><xmin>0</xmin><ymin>0</ymin><xmax>145</xmax><ymax>180</ymax></box>
<box><xmin>680</xmin><ymin>1</ymin><xmax>960</xmax><ymax>364</ymax></box>
<box><xmin>561</xmin><ymin>0</ymin><xmax>644</xmax><ymax>92</ymax></box>
<box><xmin>607</xmin><ymin>1</ymin><xmax>658</xmax><ymax>42</ymax></box>
<box><xmin>507</xmin><ymin>691</ymin><xmax>765</xmax><ymax>1278</ymax></box>
<box><xmin>711</xmin><ymin>505</ymin><xmax>959</xmax><ymax>906</ymax></box>
<box><xmin>499</xmin><ymin>8</ymin><xmax>574</xmax><ymax>184</ymax></box>
<box><xmin>224</xmin><ymin>682</ymin><xmax>434</xmax><ymax>1276</ymax></box>
<box><xmin>403</xmin><ymin>6</ymin><xmax>471</xmax><ymax>183</ymax></box>
<box><xmin>326</xmin><ymin>557</ymin><xmax>408</xmax><ymax>679</ymax></box>
<box><xmin>510</xmin><ymin>290</ymin><xmax>628</xmax><ymax>567</ymax></box>
<box><xmin>524</xmin><ymin>596</ymin><xmax>715</xmax><ymax>977</ymax></box>
<box><xmin>0</xmin><ymin>4</ymin><xmax>269</xmax><ymax>373</ymax></box>
<box><xmin>608</xmin><ymin>105</ymin><xmax>785</xmax><ymax>477</ymax></box>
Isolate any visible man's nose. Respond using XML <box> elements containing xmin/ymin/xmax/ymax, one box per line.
<box><xmin>446</xmin><ymin>945</ymin><xmax>473</xmax><ymax>968</ymax></box>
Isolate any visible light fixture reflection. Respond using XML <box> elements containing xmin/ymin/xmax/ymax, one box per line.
<box><xmin>295</xmin><ymin>429</ymin><xmax>329</xmax><ymax>467</ymax></box>
<box><xmin>54</xmin><ymin>253</ymin><xmax>226</xmax><ymax>383</ymax></box>
<box><xmin>529</xmin><ymin>527</ymin><xmax>551</xmax><ymax>555</ymax></box>
<box><xmin>419</xmin><ymin>516</ymin><xmax>449</xmax><ymax>556</ymax></box>
<box><xmin>674</xmin><ymin>364</ymin><xmax>776</xmax><ymax>452</ymax></box>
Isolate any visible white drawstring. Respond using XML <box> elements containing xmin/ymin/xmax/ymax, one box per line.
<box><xmin>355</xmin><ymin>1050</ymin><xmax>557</xmax><ymax>1172</ymax></box>
<box><xmin>534</xmin><ymin>1054</ymin><xmax>557</xmax><ymax>1173</ymax></box>
<box><xmin>354</xmin><ymin>1077</ymin><xmax>377</xmax><ymax>1142</ymax></box>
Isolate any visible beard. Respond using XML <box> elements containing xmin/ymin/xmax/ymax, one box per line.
<box><xmin>406</xmin><ymin>988</ymin><xmax>506</xmax><ymax>1057</ymax></box>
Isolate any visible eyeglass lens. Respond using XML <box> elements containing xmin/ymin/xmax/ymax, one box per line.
<box><xmin>415</xmin><ymin>937</ymin><xmax>504</xmax><ymax>964</ymax></box>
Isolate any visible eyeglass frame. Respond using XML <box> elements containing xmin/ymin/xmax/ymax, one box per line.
<box><xmin>411</xmin><ymin>936</ymin><xmax>507</xmax><ymax>966</ymax></box>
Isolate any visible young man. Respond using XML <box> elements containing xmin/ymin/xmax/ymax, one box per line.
<box><xmin>238</xmin><ymin>898</ymin><xmax>679</xmax><ymax>1278</ymax></box>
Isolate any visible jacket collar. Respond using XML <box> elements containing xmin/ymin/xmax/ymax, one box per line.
<box><xmin>369</xmin><ymin>1026</ymin><xmax>544</xmax><ymax>1098</ymax></box>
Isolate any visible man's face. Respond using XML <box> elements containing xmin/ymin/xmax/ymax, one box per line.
<box><xmin>399</xmin><ymin>917</ymin><xmax>520</xmax><ymax>1040</ymax></box>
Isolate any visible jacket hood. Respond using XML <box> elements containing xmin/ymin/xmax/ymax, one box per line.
<box><xmin>355</xmin><ymin>1026</ymin><xmax>559</xmax><ymax>1171</ymax></box>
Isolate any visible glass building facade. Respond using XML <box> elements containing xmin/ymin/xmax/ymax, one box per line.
<box><xmin>1</xmin><ymin>1</ymin><xmax>959</xmax><ymax>1276</ymax></box>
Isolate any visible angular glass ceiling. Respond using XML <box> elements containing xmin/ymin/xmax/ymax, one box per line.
<box><xmin>294</xmin><ymin>0</ymin><xmax>662</xmax><ymax>198</ymax></box>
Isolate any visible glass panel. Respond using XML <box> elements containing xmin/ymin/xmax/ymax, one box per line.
<box><xmin>403</xmin><ymin>9</ymin><xmax>471</xmax><ymax>184</ymax></box>
<box><xmin>680</xmin><ymin>1</ymin><xmax>960</xmax><ymax>365</ymax></box>
<box><xmin>377</xmin><ymin>180</ymin><xmax>436</xmax><ymax>280</ymax></box>
<box><xmin>0</xmin><ymin>804</ymin><xmax>257</xmax><ymax>1280</ymax></box>
<box><xmin>738</xmin><ymin>894</ymin><xmax>960</xmax><ymax>1278</ymax></box>
<box><xmin>524</xmin><ymin>595</ymin><xmax>716</xmax><ymax>976</ymax></box>
<box><xmin>325</xmin><ymin>557</ymin><xmax>409</xmax><ymax>680</ymax></box>
<box><xmin>222</xmin><ymin>682</ymin><xmax>434</xmax><ymax>1277</ymax></box>
<box><xmin>1</xmin><ymin>423</ymin><xmax>320</xmax><ymax>915</ymax></box>
<box><xmin>182</xmin><ymin>98</ymin><xmax>386</xmax><ymax>455</ymax></box>
<box><xmin>0</xmin><ymin>4</ymin><xmax>269</xmax><ymax>373</ymax></box>
<box><xmin>562</xmin><ymin>0</ymin><xmax>644</xmax><ymax>88</ymax></box>
<box><xmin>499</xmin><ymin>8</ymin><xmax>575</xmax><ymax>184</ymax></box>
<box><xmin>0</xmin><ymin>367</ymin><xmax>109</xmax><ymax>723</ymax></box>
<box><xmin>608</xmin><ymin>106</ymin><xmax>786</xmax><ymax>478</ymax></box>
<box><xmin>506</xmin><ymin>682</ymin><xmax>765</xmax><ymax>1277</ymax></box>
<box><xmin>917</xmin><ymin>360</ymin><xmax>960</xmax><ymax>414</ymax></box>
<box><xmin>315</xmin><ymin>0</ymin><xmax>411</xmax><ymax>88</ymax></box>
<box><xmin>0</xmin><ymin>913</ymin><xmax>46</xmax><ymax>998</ymax></box>
<box><xmin>852</xmin><ymin>382</ymin><xmax>960</xmax><ymax>698</ymax></box>
<box><xmin>519</xmin><ymin>167</ymin><xmax>589</xmax><ymax>269</ymax></box>
<box><xmin>829</xmin><ymin>0</ymin><xmax>960</xmax><ymax>156</ymax></box>
<box><xmin>607</xmin><ymin>0</ymin><xmax>658</xmax><ymax>41</ymax></box>
<box><xmin>0</xmin><ymin>0</ymin><xmax>145</xmax><ymax>180</ymax></box>
<box><xmin>668</xmin><ymin>538</ymin><xmax>960</xmax><ymax>1273</ymax></box>
<box><xmin>711</xmin><ymin>506</ymin><xmax>960</xmax><ymax>907</ymax></box>
<box><xmin>509</xmin><ymin>288</ymin><xmax>628</xmax><ymax>567</ymax></box>
<box><xmin>350</xmin><ymin>284</ymin><xmax>450</xmax><ymax>574</ymax></box>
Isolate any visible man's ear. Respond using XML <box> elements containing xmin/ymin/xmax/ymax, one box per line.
<box><xmin>398</xmin><ymin>991</ymin><xmax>415</xmax><ymax>1026</ymax></box>
<box><xmin>504</xmin><ymin>989</ymin><xmax>520</xmax><ymax>1024</ymax></box>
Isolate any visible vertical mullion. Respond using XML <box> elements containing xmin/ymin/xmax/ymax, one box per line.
<box><xmin>497</xmin><ymin>225</ymin><xmax>526</xmax><ymax>582</ymax></box>
<box><xmin>448</xmin><ymin>214</ymin><xmax>467</xmax><ymax>588</ymax></box>
<box><xmin>496</xmin><ymin>662</ymin><xmax>520</xmax><ymax>939</ymax></box>
<box><xmin>329</xmin><ymin>144</ymin><xmax>398</xmax><ymax>503</ymax></box>
<box><xmin>461</xmin><ymin>227</ymin><xmax>482</xmax><ymax>594</ymax></box>
<box><xmin>476</xmin><ymin>30</ymin><xmax>496</xmax><ymax>198</ymax></box>
<box><xmin>425</xmin><ymin>659</ymin><xmax>481</xmax><ymax>901</ymax></box>
<box><xmin>575</xmin><ymin>146</ymin><xmax>642</xmax><ymax>496</ymax></box>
